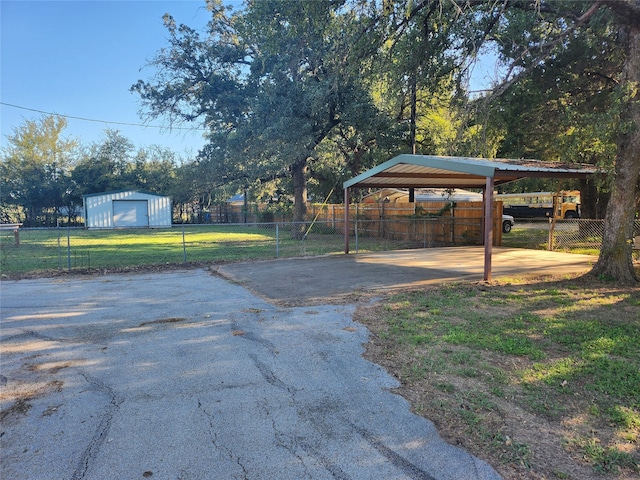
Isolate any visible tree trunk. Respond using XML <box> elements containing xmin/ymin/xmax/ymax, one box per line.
<box><xmin>579</xmin><ymin>178</ymin><xmax>609</xmax><ymax>220</ymax></box>
<box><xmin>409</xmin><ymin>71</ymin><xmax>417</xmax><ymax>154</ymax></box>
<box><xmin>592</xmin><ymin>18</ymin><xmax>640</xmax><ymax>284</ymax></box>
<box><xmin>292</xmin><ymin>158</ymin><xmax>308</xmax><ymax>238</ymax></box>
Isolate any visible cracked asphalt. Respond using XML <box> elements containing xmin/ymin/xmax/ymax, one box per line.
<box><xmin>1</xmin><ymin>269</ymin><xmax>501</xmax><ymax>480</ymax></box>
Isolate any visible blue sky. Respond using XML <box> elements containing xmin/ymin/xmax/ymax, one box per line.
<box><xmin>1</xmin><ymin>0</ymin><xmax>217</xmax><ymax>158</ymax></box>
<box><xmin>2</xmin><ymin>0</ymin><xmax>499</xmax><ymax>160</ymax></box>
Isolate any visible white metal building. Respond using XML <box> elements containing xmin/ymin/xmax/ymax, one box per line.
<box><xmin>83</xmin><ymin>191</ymin><xmax>172</xmax><ymax>228</ymax></box>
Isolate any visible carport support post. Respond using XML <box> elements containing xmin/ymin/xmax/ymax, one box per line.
<box><xmin>344</xmin><ymin>188</ymin><xmax>350</xmax><ymax>254</ymax></box>
<box><xmin>483</xmin><ymin>176</ymin><xmax>494</xmax><ymax>281</ymax></box>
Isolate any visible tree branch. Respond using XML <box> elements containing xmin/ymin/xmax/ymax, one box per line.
<box><xmin>477</xmin><ymin>0</ymin><xmax>606</xmax><ymax>103</ymax></box>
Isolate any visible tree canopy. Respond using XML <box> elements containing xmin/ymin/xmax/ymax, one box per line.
<box><xmin>442</xmin><ymin>0</ymin><xmax>640</xmax><ymax>283</ymax></box>
<box><xmin>0</xmin><ymin>116</ymin><xmax>78</xmax><ymax>226</ymax></box>
<box><xmin>132</xmin><ymin>0</ymin><xmax>398</xmax><ymax>226</ymax></box>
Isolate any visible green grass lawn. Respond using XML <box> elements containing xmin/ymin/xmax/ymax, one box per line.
<box><xmin>0</xmin><ymin>224</ymin><xmax>412</xmax><ymax>275</ymax></box>
<box><xmin>0</xmin><ymin>223</ymin><xmax>619</xmax><ymax>276</ymax></box>
<box><xmin>0</xmin><ymin>226</ymin><xmax>289</xmax><ymax>274</ymax></box>
<box><xmin>502</xmin><ymin>227</ymin><xmax>550</xmax><ymax>250</ymax></box>
<box><xmin>358</xmin><ymin>278</ymin><xmax>640</xmax><ymax>479</ymax></box>
<box><xmin>502</xmin><ymin>226</ymin><xmax>603</xmax><ymax>256</ymax></box>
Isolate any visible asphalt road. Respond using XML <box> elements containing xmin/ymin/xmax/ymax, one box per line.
<box><xmin>1</xmin><ymin>269</ymin><xmax>501</xmax><ymax>480</ymax></box>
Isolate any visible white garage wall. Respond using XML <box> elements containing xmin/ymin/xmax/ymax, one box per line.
<box><xmin>83</xmin><ymin>191</ymin><xmax>172</xmax><ymax>228</ymax></box>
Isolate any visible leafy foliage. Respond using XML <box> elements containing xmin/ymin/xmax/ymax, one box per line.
<box><xmin>0</xmin><ymin>115</ymin><xmax>78</xmax><ymax>226</ymax></box>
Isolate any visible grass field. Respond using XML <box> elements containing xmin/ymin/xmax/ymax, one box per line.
<box><xmin>1</xmin><ymin>222</ymin><xmax>626</xmax><ymax>276</ymax></box>
<box><xmin>0</xmin><ymin>224</ymin><xmax>417</xmax><ymax>275</ymax></box>
<box><xmin>502</xmin><ymin>225</ymin><xmax>603</xmax><ymax>256</ymax></box>
<box><xmin>358</xmin><ymin>277</ymin><xmax>640</xmax><ymax>479</ymax></box>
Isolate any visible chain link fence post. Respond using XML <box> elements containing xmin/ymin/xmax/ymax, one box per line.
<box><xmin>355</xmin><ymin>209</ymin><xmax>359</xmax><ymax>253</ymax></box>
<box><xmin>67</xmin><ymin>227</ymin><xmax>72</xmax><ymax>271</ymax></box>
<box><xmin>182</xmin><ymin>224</ymin><xmax>187</xmax><ymax>264</ymax></box>
<box><xmin>57</xmin><ymin>223</ymin><xmax>62</xmax><ymax>270</ymax></box>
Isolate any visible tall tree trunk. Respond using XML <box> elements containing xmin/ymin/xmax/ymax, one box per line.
<box><xmin>292</xmin><ymin>158</ymin><xmax>308</xmax><ymax>238</ymax></box>
<box><xmin>409</xmin><ymin>71</ymin><xmax>417</xmax><ymax>154</ymax></box>
<box><xmin>592</xmin><ymin>18</ymin><xmax>640</xmax><ymax>284</ymax></box>
<box><xmin>579</xmin><ymin>178</ymin><xmax>609</xmax><ymax>220</ymax></box>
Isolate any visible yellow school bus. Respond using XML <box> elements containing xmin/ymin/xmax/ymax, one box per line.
<box><xmin>497</xmin><ymin>191</ymin><xmax>581</xmax><ymax>219</ymax></box>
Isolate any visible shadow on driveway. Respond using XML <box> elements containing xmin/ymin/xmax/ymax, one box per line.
<box><xmin>215</xmin><ymin>247</ymin><xmax>596</xmax><ymax>305</ymax></box>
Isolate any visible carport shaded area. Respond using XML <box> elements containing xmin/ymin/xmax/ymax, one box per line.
<box><xmin>343</xmin><ymin>155</ymin><xmax>599</xmax><ymax>280</ymax></box>
<box><xmin>215</xmin><ymin>247</ymin><xmax>596</xmax><ymax>305</ymax></box>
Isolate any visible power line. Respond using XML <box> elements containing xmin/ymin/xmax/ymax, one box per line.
<box><xmin>1</xmin><ymin>101</ymin><xmax>207</xmax><ymax>131</ymax></box>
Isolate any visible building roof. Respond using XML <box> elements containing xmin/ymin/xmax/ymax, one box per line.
<box><xmin>82</xmin><ymin>189</ymin><xmax>169</xmax><ymax>199</ymax></box>
<box><xmin>343</xmin><ymin>154</ymin><xmax>599</xmax><ymax>190</ymax></box>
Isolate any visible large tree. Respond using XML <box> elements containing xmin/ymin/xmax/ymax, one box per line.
<box><xmin>402</xmin><ymin>0</ymin><xmax>640</xmax><ymax>283</ymax></box>
<box><xmin>0</xmin><ymin>115</ymin><xmax>78</xmax><ymax>226</ymax></box>
<box><xmin>132</xmin><ymin>0</ymin><xmax>385</xmax><ymax>228</ymax></box>
<box><xmin>129</xmin><ymin>145</ymin><xmax>179</xmax><ymax>195</ymax></box>
<box><xmin>466</xmin><ymin>1</ymin><xmax>622</xmax><ymax>214</ymax></box>
<box><xmin>72</xmin><ymin>130</ymin><xmax>137</xmax><ymax>197</ymax></box>
<box><xmin>592</xmin><ymin>0</ymin><xmax>640</xmax><ymax>283</ymax></box>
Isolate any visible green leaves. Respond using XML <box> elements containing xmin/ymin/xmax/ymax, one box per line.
<box><xmin>1</xmin><ymin>115</ymin><xmax>78</xmax><ymax>226</ymax></box>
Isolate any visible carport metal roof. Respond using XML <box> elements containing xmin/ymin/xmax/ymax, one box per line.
<box><xmin>342</xmin><ymin>154</ymin><xmax>599</xmax><ymax>281</ymax></box>
<box><xmin>343</xmin><ymin>154</ymin><xmax>597</xmax><ymax>190</ymax></box>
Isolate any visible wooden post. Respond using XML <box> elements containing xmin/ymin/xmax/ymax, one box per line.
<box><xmin>344</xmin><ymin>188</ymin><xmax>350</xmax><ymax>254</ymax></box>
<box><xmin>483</xmin><ymin>176</ymin><xmax>494</xmax><ymax>281</ymax></box>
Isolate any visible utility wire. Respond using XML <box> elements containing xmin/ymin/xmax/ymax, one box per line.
<box><xmin>1</xmin><ymin>101</ymin><xmax>207</xmax><ymax>131</ymax></box>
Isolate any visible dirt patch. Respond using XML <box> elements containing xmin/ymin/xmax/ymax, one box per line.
<box><xmin>26</xmin><ymin>361</ymin><xmax>76</xmax><ymax>374</ymax></box>
<box><xmin>139</xmin><ymin>317</ymin><xmax>187</xmax><ymax>327</ymax></box>
<box><xmin>0</xmin><ymin>380</ymin><xmax>64</xmax><ymax>424</ymax></box>
<box><xmin>0</xmin><ymin>398</ymin><xmax>33</xmax><ymax>422</ymax></box>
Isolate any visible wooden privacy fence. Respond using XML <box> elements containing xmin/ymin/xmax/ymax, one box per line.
<box><xmin>307</xmin><ymin>201</ymin><xmax>504</xmax><ymax>246</ymax></box>
<box><xmin>205</xmin><ymin>201</ymin><xmax>503</xmax><ymax>246</ymax></box>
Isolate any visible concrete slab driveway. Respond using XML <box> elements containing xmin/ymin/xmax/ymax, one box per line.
<box><xmin>216</xmin><ymin>247</ymin><xmax>595</xmax><ymax>305</ymax></box>
<box><xmin>1</xmin><ymin>269</ymin><xmax>500</xmax><ymax>480</ymax></box>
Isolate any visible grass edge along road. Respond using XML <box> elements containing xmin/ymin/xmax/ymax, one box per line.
<box><xmin>356</xmin><ymin>275</ymin><xmax>640</xmax><ymax>480</ymax></box>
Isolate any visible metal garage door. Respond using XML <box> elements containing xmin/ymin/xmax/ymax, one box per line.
<box><xmin>113</xmin><ymin>200</ymin><xmax>149</xmax><ymax>227</ymax></box>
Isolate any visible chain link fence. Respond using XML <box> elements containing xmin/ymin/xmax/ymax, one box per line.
<box><xmin>0</xmin><ymin>217</ymin><xmax>480</xmax><ymax>275</ymax></box>
<box><xmin>2</xmin><ymin>218</ymin><xmax>638</xmax><ymax>276</ymax></box>
<box><xmin>549</xmin><ymin>219</ymin><xmax>604</xmax><ymax>252</ymax></box>
<box><xmin>503</xmin><ymin>218</ymin><xmax>640</xmax><ymax>256</ymax></box>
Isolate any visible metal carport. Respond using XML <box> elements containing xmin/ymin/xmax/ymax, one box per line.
<box><xmin>343</xmin><ymin>154</ymin><xmax>599</xmax><ymax>281</ymax></box>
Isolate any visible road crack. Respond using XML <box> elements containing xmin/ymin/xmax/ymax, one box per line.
<box><xmin>197</xmin><ymin>399</ymin><xmax>249</xmax><ymax>480</ymax></box>
<box><xmin>351</xmin><ymin>423</ymin><xmax>436</xmax><ymax>480</ymax></box>
<box><xmin>71</xmin><ymin>373</ymin><xmax>122</xmax><ymax>480</ymax></box>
